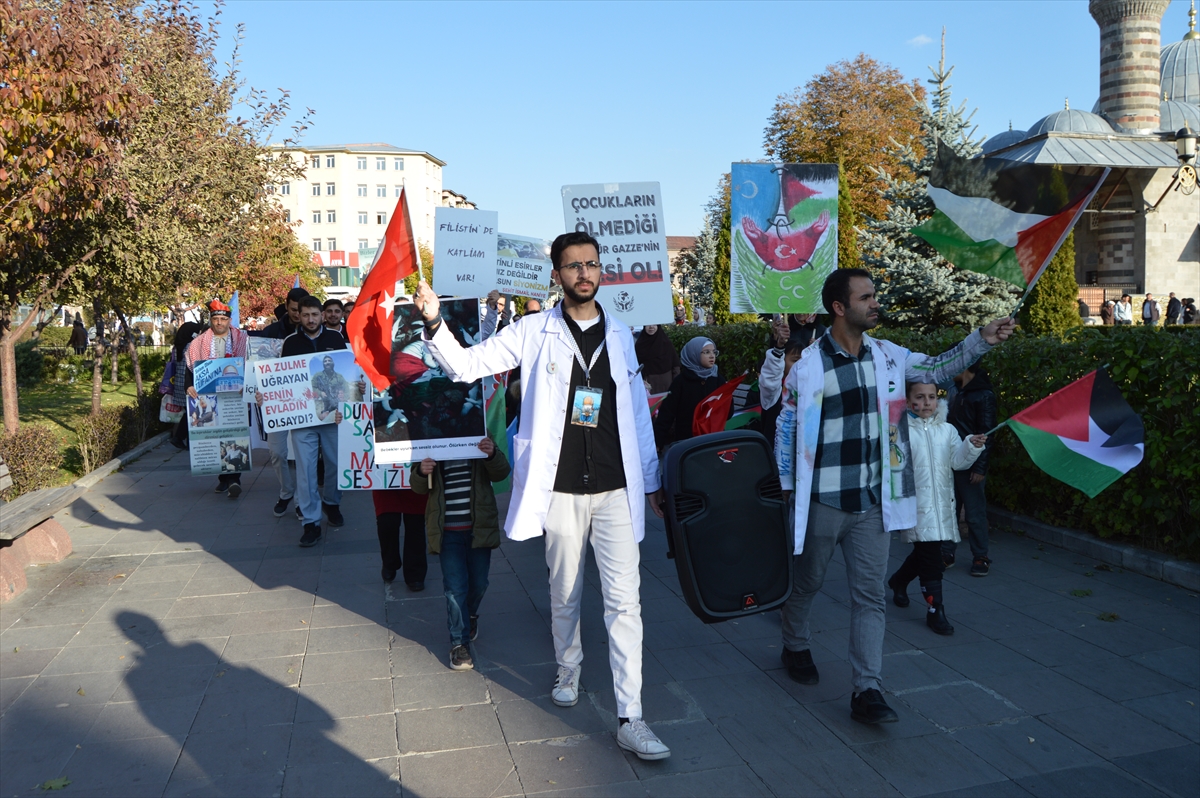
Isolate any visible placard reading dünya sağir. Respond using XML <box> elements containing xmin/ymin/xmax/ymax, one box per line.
<box><xmin>561</xmin><ymin>182</ymin><xmax>673</xmax><ymax>327</ymax></box>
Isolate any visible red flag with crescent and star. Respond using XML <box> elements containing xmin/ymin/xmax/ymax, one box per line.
<box><xmin>347</xmin><ymin>188</ymin><xmax>420</xmax><ymax>391</ymax></box>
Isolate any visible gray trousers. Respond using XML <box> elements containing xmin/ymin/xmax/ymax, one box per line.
<box><xmin>267</xmin><ymin>430</ymin><xmax>296</xmax><ymax>501</ymax></box>
<box><xmin>781</xmin><ymin>501</ymin><xmax>887</xmax><ymax>693</ymax></box>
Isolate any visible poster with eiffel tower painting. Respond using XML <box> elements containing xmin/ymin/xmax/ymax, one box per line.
<box><xmin>730</xmin><ymin>162</ymin><xmax>838</xmax><ymax>314</ymax></box>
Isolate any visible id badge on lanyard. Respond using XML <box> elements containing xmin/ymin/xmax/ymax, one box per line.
<box><xmin>559</xmin><ymin>313</ymin><xmax>608</xmax><ymax>429</ymax></box>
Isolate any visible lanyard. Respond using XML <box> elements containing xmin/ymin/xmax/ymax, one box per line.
<box><xmin>558</xmin><ymin>310</ymin><xmax>608</xmax><ymax>388</ymax></box>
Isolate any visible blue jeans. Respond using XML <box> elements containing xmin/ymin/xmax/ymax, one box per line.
<box><xmin>293</xmin><ymin>423</ymin><xmax>341</xmax><ymax>525</ymax></box>
<box><xmin>441</xmin><ymin>530</ymin><xmax>491</xmax><ymax>646</ymax></box>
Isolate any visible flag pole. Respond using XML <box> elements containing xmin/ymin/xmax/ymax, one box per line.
<box><xmin>1008</xmin><ymin>166</ymin><xmax>1111</xmax><ymax>319</ymax></box>
<box><xmin>983</xmin><ymin>420</ymin><xmax>1011</xmax><ymax>436</ymax></box>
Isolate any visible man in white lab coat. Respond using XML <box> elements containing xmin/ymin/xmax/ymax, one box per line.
<box><xmin>413</xmin><ymin>231</ymin><xmax>670</xmax><ymax>761</ymax></box>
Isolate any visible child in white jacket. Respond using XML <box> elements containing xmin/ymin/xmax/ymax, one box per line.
<box><xmin>887</xmin><ymin>382</ymin><xmax>987</xmax><ymax>635</ymax></box>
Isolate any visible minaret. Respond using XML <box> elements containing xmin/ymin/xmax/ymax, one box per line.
<box><xmin>1090</xmin><ymin>0</ymin><xmax>1171</xmax><ymax>133</ymax></box>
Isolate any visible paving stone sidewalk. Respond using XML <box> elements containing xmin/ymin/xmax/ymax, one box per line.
<box><xmin>1</xmin><ymin>442</ymin><xmax>1196</xmax><ymax>797</ymax></box>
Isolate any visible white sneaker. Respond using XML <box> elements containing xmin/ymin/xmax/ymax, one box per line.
<box><xmin>551</xmin><ymin>665</ymin><xmax>580</xmax><ymax>707</ymax></box>
<box><xmin>616</xmin><ymin>718</ymin><xmax>671</xmax><ymax>760</ymax></box>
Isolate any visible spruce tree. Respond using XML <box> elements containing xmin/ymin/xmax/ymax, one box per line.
<box><xmin>859</xmin><ymin>33</ymin><xmax>1020</xmax><ymax>331</ymax></box>
<box><xmin>1020</xmin><ymin>231</ymin><xmax>1082</xmax><ymax>336</ymax></box>
<box><xmin>837</xmin><ymin>156</ymin><xmax>861</xmax><ymax>270</ymax></box>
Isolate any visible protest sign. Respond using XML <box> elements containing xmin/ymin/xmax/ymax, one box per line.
<box><xmin>193</xmin><ymin>357</ymin><xmax>244</xmax><ymax>395</ymax></box>
<box><xmin>729</xmin><ymin>162</ymin><xmax>838</xmax><ymax>314</ymax></box>
<box><xmin>337</xmin><ymin>402</ymin><xmax>411</xmax><ymax>490</ymax></box>
<box><xmin>243</xmin><ymin>338</ymin><xmax>283</xmax><ymax>403</ymax></box>
<box><xmin>187</xmin><ymin>381</ymin><xmax>252</xmax><ymax>477</ymax></box>
<box><xmin>253</xmin><ymin>350</ymin><xmax>364</xmax><ymax>433</ymax></box>
<box><xmin>374</xmin><ymin>299</ymin><xmax>488</xmax><ymax>464</ymax></box>
<box><xmin>561</xmin><ymin>182</ymin><xmax>673</xmax><ymax>327</ymax></box>
<box><xmin>432</xmin><ymin>207</ymin><xmax>499</xmax><ymax>296</ymax></box>
<box><xmin>495</xmin><ymin>234</ymin><xmax>552</xmax><ymax>301</ymax></box>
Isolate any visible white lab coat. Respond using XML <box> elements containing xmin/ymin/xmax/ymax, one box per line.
<box><xmin>424</xmin><ymin>303</ymin><xmax>660</xmax><ymax>542</ymax></box>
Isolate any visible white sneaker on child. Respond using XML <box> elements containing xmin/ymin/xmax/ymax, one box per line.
<box><xmin>551</xmin><ymin>665</ymin><xmax>579</xmax><ymax>707</ymax></box>
<box><xmin>617</xmin><ymin>718</ymin><xmax>671</xmax><ymax>760</ymax></box>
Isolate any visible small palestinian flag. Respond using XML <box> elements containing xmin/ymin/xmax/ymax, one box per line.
<box><xmin>1007</xmin><ymin>369</ymin><xmax>1143</xmax><ymax>498</ymax></box>
<box><xmin>912</xmin><ymin>142</ymin><xmax>1109</xmax><ymax>290</ymax></box>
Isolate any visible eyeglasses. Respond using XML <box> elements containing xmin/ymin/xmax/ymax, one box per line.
<box><xmin>558</xmin><ymin>260</ymin><xmax>602</xmax><ymax>275</ymax></box>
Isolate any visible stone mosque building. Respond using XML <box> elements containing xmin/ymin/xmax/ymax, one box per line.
<box><xmin>981</xmin><ymin>0</ymin><xmax>1200</xmax><ymax>306</ymax></box>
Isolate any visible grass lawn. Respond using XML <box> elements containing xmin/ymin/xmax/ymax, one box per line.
<box><xmin>3</xmin><ymin>380</ymin><xmax>146</xmax><ymax>483</ymax></box>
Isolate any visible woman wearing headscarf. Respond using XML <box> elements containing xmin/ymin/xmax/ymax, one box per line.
<box><xmin>634</xmin><ymin>324</ymin><xmax>680</xmax><ymax>395</ymax></box>
<box><xmin>168</xmin><ymin>321</ymin><xmax>203</xmax><ymax>450</ymax></box>
<box><xmin>653</xmin><ymin>336</ymin><xmax>723</xmax><ymax>449</ymax></box>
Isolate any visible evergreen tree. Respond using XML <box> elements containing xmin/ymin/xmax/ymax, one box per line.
<box><xmin>1020</xmin><ymin>231</ymin><xmax>1082</xmax><ymax>336</ymax></box>
<box><xmin>859</xmin><ymin>33</ymin><xmax>1020</xmax><ymax>331</ymax></box>
<box><xmin>673</xmin><ymin>217</ymin><xmax>719</xmax><ymax>311</ymax></box>
<box><xmin>837</xmin><ymin>156</ymin><xmax>861</xmax><ymax>270</ymax></box>
<box><xmin>707</xmin><ymin>175</ymin><xmax>758</xmax><ymax>325</ymax></box>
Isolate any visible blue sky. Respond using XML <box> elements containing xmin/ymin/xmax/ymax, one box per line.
<box><xmin>225</xmin><ymin>0</ymin><xmax>1196</xmax><ymax>240</ymax></box>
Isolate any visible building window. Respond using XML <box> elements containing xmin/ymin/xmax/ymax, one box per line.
<box><xmin>310</xmin><ymin>156</ymin><xmax>319</xmax><ymax>169</ymax></box>
<box><xmin>357</xmin><ymin>211</ymin><xmax>368</xmax><ymax>225</ymax></box>
<box><xmin>376</xmin><ymin>211</ymin><xmax>387</xmax><ymax>225</ymax></box>
<box><xmin>357</xmin><ymin>184</ymin><xmax>367</xmax><ymax>197</ymax></box>
<box><xmin>279</xmin><ymin>182</ymin><xmax>290</xmax><ymax>195</ymax></box>
<box><xmin>394</xmin><ymin>157</ymin><xmax>404</xmax><ymax>170</ymax></box>
<box><xmin>326</xmin><ymin>209</ymin><xmax>336</xmax><ymax>223</ymax></box>
<box><xmin>375</xmin><ymin>184</ymin><xmax>385</xmax><ymax>198</ymax></box>
<box><xmin>312</xmin><ymin>210</ymin><xmax>321</xmax><ymax>224</ymax></box>
<box><xmin>312</xmin><ymin>239</ymin><xmax>322</xmax><ymax>251</ymax></box>
<box><xmin>325</xmin><ymin>182</ymin><xmax>335</xmax><ymax>196</ymax></box>
<box><xmin>394</xmin><ymin>185</ymin><xmax>402</xmax><ymax>197</ymax></box>
<box><xmin>327</xmin><ymin>238</ymin><xmax>337</xmax><ymax>251</ymax></box>
<box><xmin>376</xmin><ymin>157</ymin><xmax>386</xmax><ymax>170</ymax></box>
<box><xmin>357</xmin><ymin>156</ymin><xmax>367</xmax><ymax>170</ymax></box>
<box><xmin>358</xmin><ymin>238</ymin><xmax>369</xmax><ymax>250</ymax></box>
<box><xmin>311</xmin><ymin>183</ymin><xmax>321</xmax><ymax>196</ymax></box>
<box><xmin>325</xmin><ymin>155</ymin><xmax>335</xmax><ymax>168</ymax></box>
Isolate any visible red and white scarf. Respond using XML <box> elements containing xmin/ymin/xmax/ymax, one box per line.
<box><xmin>185</xmin><ymin>327</ymin><xmax>248</xmax><ymax>370</ymax></box>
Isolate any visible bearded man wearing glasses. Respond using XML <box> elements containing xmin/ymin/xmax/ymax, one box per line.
<box><xmin>413</xmin><ymin>231</ymin><xmax>670</xmax><ymax>761</ymax></box>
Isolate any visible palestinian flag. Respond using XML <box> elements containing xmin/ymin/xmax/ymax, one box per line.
<box><xmin>912</xmin><ymin>142</ymin><xmax>1109</xmax><ymax>290</ymax></box>
<box><xmin>1007</xmin><ymin>369</ymin><xmax>1143</xmax><ymax>498</ymax></box>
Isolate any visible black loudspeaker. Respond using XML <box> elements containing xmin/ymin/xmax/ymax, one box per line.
<box><xmin>661</xmin><ymin>430</ymin><xmax>792</xmax><ymax>624</ymax></box>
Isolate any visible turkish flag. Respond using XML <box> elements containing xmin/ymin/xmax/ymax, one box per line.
<box><xmin>692</xmin><ymin>375</ymin><xmax>745</xmax><ymax>437</ymax></box>
<box><xmin>347</xmin><ymin>189</ymin><xmax>420</xmax><ymax>391</ymax></box>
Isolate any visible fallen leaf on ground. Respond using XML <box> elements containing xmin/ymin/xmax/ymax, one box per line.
<box><xmin>1070</xmin><ymin>589</ymin><xmax>1092</xmax><ymax>597</ymax></box>
<box><xmin>557</xmin><ymin>756</ymin><xmax>565</xmax><ymax>761</ymax></box>
<box><xmin>287</xmin><ymin>667</ymin><xmax>295</xmax><ymax>674</ymax></box>
<box><xmin>76</xmin><ymin>688</ymin><xmax>85</xmax><ymax>697</ymax></box>
<box><xmin>39</xmin><ymin>777</ymin><xmax>71</xmax><ymax>790</ymax></box>
<box><xmin>1097</xmin><ymin>612</ymin><xmax>1120</xmax><ymax>622</ymax></box>
<box><xmin>216</xmin><ymin>670</ymin><xmax>227</xmax><ymax>678</ymax></box>
<box><xmin>118</xmin><ymin>656</ymin><xmax>125</xmax><ymax>660</ymax></box>
<box><xmin>1028</xmin><ymin>737</ymin><xmax>1035</xmax><ymax>743</ymax></box>
<box><xmin>13</xmin><ymin>647</ymin><xmax>19</xmax><ymax>653</ymax></box>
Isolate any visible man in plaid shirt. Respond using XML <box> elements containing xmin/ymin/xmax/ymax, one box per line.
<box><xmin>774</xmin><ymin>269</ymin><xmax>1015</xmax><ymax>724</ymax></box>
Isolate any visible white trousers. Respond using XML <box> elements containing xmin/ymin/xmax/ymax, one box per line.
<box><xmin>544</xmin><ymin>489</ymin><xmax>643</xmax><ymax>719</ymax></box>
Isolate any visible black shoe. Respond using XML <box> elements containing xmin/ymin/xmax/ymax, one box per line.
<box><xmin>851</xmin><ymin>689</ymin><xmax>899</xmax><ymax>724</ymax></box>
<box><xmin>926</xmin><ymin>603</ymin><xmax>955</xmax><ymax>636</ymax></box>
<box><xmin>943</xmin><ymin>552</ymin><xmax>956</xmax><ymax>570</ymax></box>
<box><xmin>295</xmin><ymin>505</ymin><xmax>303</xmax><ymax>521</ymax></box>
<box><xmin>323</xmin><ymin>503</ymin><xmax>344</xmax><ymax>527</ymax></box>
<box><xmin>782</xmin><ymin>648</ymin><xmax>819</xmax><ymax>685</ymax></box>
<box><xmin>169</xmin><ymin>437</ymin><xmax>186</xmax><ymax>451</ymax></box>
<box><xmin>273</xmin><ymin>498</ymin><xmax>290</xmax><ymax>518</ymax></box>
<box><xmin>888</xmin><ymin>573</ymin><xmax>910</xmax><ymax>608</ymax></box>
<box><xmin>470</xmin><ymin>615</ymin><xmax>479</xmax><ymax>642</ymax></box>
<box><xmin>227</xmin><ymin>482</ymin><xmax>241</xmax><ymax>499</ymax></box>
<box><xmin>214</xmin><ymin>482</ymin><xmax>230</xmax><ymax>493</ymax></box>
<box><xmin>381</xmin><ymin>566</ymin><xmax>396</xmax><ymax>584</ymax></box>
<box><xmin>299</xmin><ymin>523</ymin><xmax>322</xmax><ymax>548</ymax></box>
<box><xmin>970</xmin><ymin>557</ymin><xmax>991</xmax><ymax>577</ymax></box>
<box><xmin>406</xmin><ymin>581</ymin><xmax>425</xmax><ymax>592</ymax></box>
<box><xmin>450</xmin><ymin>644</ymin><xmax>474</xmax><ymax>671</ymax></box>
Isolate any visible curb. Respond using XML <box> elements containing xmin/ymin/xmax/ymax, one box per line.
<box><xmin>75</xmin><ymin>431</ymin><xmax>171</xmax><ymax>490</ymax></box>
<box><xmin>989</xmin><ymin>507</ymin><xmax>1200</xmax><ymax>593</ymax></box>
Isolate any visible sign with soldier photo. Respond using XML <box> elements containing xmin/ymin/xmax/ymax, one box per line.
<box><xmin>252</xmin><ymin>350</ymin><xmax>364</xmax><ymax>433</ymax></box>
<box><xmin>373</xmin><ymin>299</ymin><xmax>488</xmax><ymax>464</ymax></box>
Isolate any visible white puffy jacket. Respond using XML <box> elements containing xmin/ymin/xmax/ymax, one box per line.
<box><xmin>903</xmin><ymin>401</ymin><xmax>984</xmax><ymax>544</ymax></box>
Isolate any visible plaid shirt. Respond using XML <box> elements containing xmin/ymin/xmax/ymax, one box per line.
<box><xmin>812</xmin><ymin>332</ymin><xmax>881</xmax><ymax>513</ymax></box>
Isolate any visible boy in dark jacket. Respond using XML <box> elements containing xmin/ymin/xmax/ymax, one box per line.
<box><xmin>412</xmin><ymin>437</ymin><xmax>511</xmax><ymax>671</ymax></box>
<box><xmin>943</xmin><ymin>361</ymin><xmax>997</xmax><ymax>576</ymax></box>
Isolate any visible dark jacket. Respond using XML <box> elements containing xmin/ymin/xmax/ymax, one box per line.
<box><xmin>260</xmin><ymin>317</ymin><xmax>297</xmax><ymax>340</ymax></box>
<box><xmin>410</xmin><ymin>450</ymin><xmax>511</xmax><ymax>553</ymax></box>
<box><xmin>1166</xmin><ymin>296</ymin><xmax>1182</xmax><ymax>323</ymax></box>
<box><xmin>654</xmin><ymin>369</ymin><xmax>724</xmax><ymax>448</ymax></box>
<box><xmin>948</xmin><ymin>371</ymin><xmax>996</xmax><ymax>476</ymax></box>
<box><xmin>281</xmin><ymin>327</ymin><xmax>346</xmax><ymax>357</ymax></box>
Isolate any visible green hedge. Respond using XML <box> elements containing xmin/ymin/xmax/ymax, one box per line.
<box><xmin>663</xmin><ymin>322</ymin><xmax>772</xmax><ymax>380</ymax></box>
<box><xmin>874</xmin><ymin>325</ymin><xmax>1200</xmax><ymax>560</ymax></box>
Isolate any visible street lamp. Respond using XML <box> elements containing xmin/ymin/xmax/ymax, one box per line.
<box><xmin>1150</xmin><ymin>123</ymin><xmax>1197</xmax><ymax>209</ymax></box>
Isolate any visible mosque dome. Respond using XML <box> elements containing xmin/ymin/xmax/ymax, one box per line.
<box><xmin>1027</xmin><ymin>105</ymin><xmax>1113</xmax><ymax>136</ymax></box>
<box><xmin>1160</xmin><ymin>2</ymin><xmax>1199</xmax><ymax>105</ymax></box>
<box><xmin>1159</xmin><ymin>98</ymin><xmax>1200</xmax><ymax>132</ymax></box>
<box><xmin>981</xmin><ymin>126</ymin><xmax>1027</xmax><ymax>153</ymax></box>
